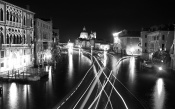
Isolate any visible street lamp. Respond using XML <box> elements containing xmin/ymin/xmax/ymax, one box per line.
<box><xmin>113</xmin><ymin>31</ymin><xmax>122</xmax><ymax>53</ymax></box>
<box><xmin>113</xmin><ymin>31</ymin><xmax>122</xmax><ymax>44</ymax></box>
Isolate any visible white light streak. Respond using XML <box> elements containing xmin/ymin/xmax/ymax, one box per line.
<box><xmin>9</xmin><ymin>83</ymin><xmax>18</xmax><ymax>109</ymax></box>
<box><xmin>89</xmin><ymin>57</ymin><xmax>129</xmax><ymax>109</ymax></box>
<box><xmin>153</xmin><ymin>78</ymin><xmax>166</xmax><ymax>109</ymax></box>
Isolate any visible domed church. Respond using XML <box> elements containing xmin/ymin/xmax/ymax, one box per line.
<box><xmin>75</xmin><ymin>26</ymin><xmax>96</xmax><ymax>48</ymax></box>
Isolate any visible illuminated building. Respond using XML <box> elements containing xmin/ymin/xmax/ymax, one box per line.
<box><xmin>74</xmin><ymin>27</ymin><xmax>110</xmax><ymax>51</ymax></box>
<box><xmin>0</xmin><ymin>1</ymin><xmax>34</xmax><ymax>74</ymax></box>
<box><xmin>119</xmin><ymin>30</ymin><xmax>141</xmax><ymax>55</ymax></box>
<box><xmin>79</xmin><ymin>26</ymin><xmax>88</xmax><ymax>39</ymax></box>
<box><xmin>34</xmin><ymin>18</ymin><xmax>53</xmax><ymax>66</ymax></box>
<box><xmin>170</xmin><ymin>24</ymin><xmax>175</xmax><ymax>70</ymax></box>
<box><xmin>141</xmin><ymin>24</ymin><xmax>174</xmax><ymax>60</ymax></box>
<box><xmin>75</xmin><ymin>27</ymin><xmax>96</xmax><ymax>49</ymax></box>
<box><xmin>52</xmin><ymin>28</ymin><xmax>59</xmax><ymax>45</ymax></box>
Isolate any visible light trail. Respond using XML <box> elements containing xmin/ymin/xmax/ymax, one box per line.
<box><xmin>80</xmin><ymin>67</ymin><xmax>104</xmax><ymax>109</ymax></box>
<box><xmin>88</xmin><ymin>70</ymin><xmax>113</xmax><ymax>109</ymax></box>
<box><xmin>56</xmin><ymin>50</ymin><xmax>94</xmax><ymax>109</ymax></box>
<box><xmin>57</xmin><ymin>49</ymin><xmax>140</xmax><ymax>109</ymax></box>
<box><xmin>74</xmin><ymin>53</ymin><xmax>113</xmax><ymax>109</ymax></box>
<box><xmin>93</xmin><ymin>66</ymin><xmax>113</xmax><ymax>109</ymax></box>
<box><xmin>108</xmin><ymin>53</ymin><xmax>146</xmax><ymax>109</ymax></box>
<box><xmin>88</xmin><ymin>57</ymin><xmax>129</xmax><ymax>109</ymax></box>
<box><xmin>72</xmin><ymin>65</ymin><xmax>103</xmax><ymax>109</ymax></box>
<box><xmin>104</xmin><ymin>77</ymin><xmax>116</xmax><ymax>109</ymax></box>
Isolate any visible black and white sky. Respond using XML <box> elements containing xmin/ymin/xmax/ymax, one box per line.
<box><xmin>3</xmin><ymin>0</ymin><xmax>175</xmax><ymax>42</ymax></box>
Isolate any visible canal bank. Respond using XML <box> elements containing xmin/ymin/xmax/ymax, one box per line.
<box><xmin>0</xmin><ymin>65</ymin><xmax>50</xmax><ymax>83</ymax></box>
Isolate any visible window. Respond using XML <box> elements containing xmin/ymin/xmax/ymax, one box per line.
<box><xmin>24</xmin><ymin>49</ymin><xmax>25</xmax><ymax>55</ymax></box>
<box><xmin>23</xmin><ymin>15</ymin><xmax>26</xmax><ymax>25</ymax></box>
<box><xmin>0</xmin><ymin>32</ymin><xmax>4</xmax><ymax>44</ymax></box>
<box><xmin>145</xmin><ymin>43</ymin><xmax>147</xmax><ymax>47</ymax></box>
<box><xmin>6</xmin><ymin>10</ymin><xmax>9</xmax><ymax>21</ymax></box>
<box><xmin>10</xmin><ymin>12</ymin><xmax>12</xmax><ymax>21</ymax></box>
<box><xmin>145</xmin><ymin>49</ymin><xmax>147</xmax><ymax>53</ymax></box>
<box><xmin>162</xmin><ymin>44</ymin><xmax>165</xmax><ymax>50</ymax></box>
<box><xmin>6</xmin><ymin>34</ymin><xmax>9</xmax><ymax>44</ymax></box>
<box><xmin>0</xmin><ymin>8</ymin><xmax>3</xmax><ymax>21</ymax></box>
<box><xmin>145</xmin><ymin>35</ymin><xmax>147</xmax><ymax>38</ymax></box>
<box><xmin>162</xmin><ymin>35</ymin><xmax>165</xmax><ymax>40</ymax></box>
<box><xmin>0</xmin><ymin>63</ymin><xmax>4</xmax><ymax>68</ymax></box>
<box><xmin>157</xmin><ymin>36</ymin><xmax>159</xmax><ymax>40</ymax></box>
<box><xmin>154</xmin><ymin>37</ymin><xmax>156</xmax><ymax>40</ymax></box>
<box><xmin>1</xmin><ymin>51</ymin><xmax>4</xmax><ymax>58</ymax></box>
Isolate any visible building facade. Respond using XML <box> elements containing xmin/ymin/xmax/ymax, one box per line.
<box><xmin>53</xmin><ymin>28</ymin><xmax>59</xmax><ymax>45</ymax></box>
<box><xmin>114</xmin><ymin>30</ymin><xmax>141</xmax><ymax>55</ymax></box>
<box><xmin>34</xmin><ymin>18</ymin><xmax>52</xmax><ymax>66</ymax></box>
<box><xmin>0</xmin><ymin>0</ymin><xmax>34</xmax><ymax>74</ymax></box>
<box><xmin>141</xmin><ymin>24</ymin><xmax>174</xmax><ymax>60</ymax></box>
<box><xmin>170</xmin><ymin>24</ymin><xmax>175</xmax><ymax>70</ymax></box>
<box><xmin>75</xmin><ymin>27</ymin><xmax>96</xmax><ymax>49</ymax></box>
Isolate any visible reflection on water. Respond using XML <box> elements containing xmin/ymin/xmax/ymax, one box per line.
<box><xmin>128</xmin><ymin>57</ymin><xmax>136</xmax><ymax>85</ymax></box>
<box><xmin>111</xmin><ymin>56</ymin><xmax>119</xmax><ymax>76</ymax></box>
<box><xmin>47</xmin><ymin>66</ymin><xmax>54</xmax><ymax>100</ymax></box>
<box><xmin>153</xmin><ymin>78</ymin><xmax>166</xmax><ymax>109</ymax></box>
<box><xmin>68</xmin><ymin>51</ymin><xmax>74</xmax><ymax>86</ymax></box>
<box><xmin>0</xmin><ymin>52</ymin><xmax>92</xmax><ymax>109</ymax></box>
<box><xmin>9</xmin><ymin>83</ymin><xmax>18</xmax><ymax>109</ymax></box>
<box><xmin>103</xmin><ymin>51</ymin><xmax>107</xmax><ymax>67</ymax></box>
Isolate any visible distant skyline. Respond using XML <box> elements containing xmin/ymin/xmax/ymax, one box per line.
<box><xmin>3</xmin><ymin>0</ymin><xmax>175</xmax><ymax>42</ymax></box>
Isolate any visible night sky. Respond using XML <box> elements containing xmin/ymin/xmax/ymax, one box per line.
<box><xmin>3</xmin><ymin>0</ymin><xmax>175</xmax><ymax>42</ymax></box>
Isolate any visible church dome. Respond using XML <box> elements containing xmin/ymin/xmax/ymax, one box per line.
<box><xmin>79</xmin><ymin>26</ymin><xmax>88</xmax><ymax>39</ymax></box>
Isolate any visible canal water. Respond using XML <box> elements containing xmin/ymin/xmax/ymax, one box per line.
<box><xmin>1</xmin><ymin>51</ymin><xmax>175</xmax><ymax>109</ymax></box>
<box><xmin>108</xmin><ymin>55</ymin><xmax>175</xmax><ymax>109</ymax></box>
<box><xmin>0</xmin><ymin>51</ymin><xmax>92</xmax><ymax>109</ymax></box>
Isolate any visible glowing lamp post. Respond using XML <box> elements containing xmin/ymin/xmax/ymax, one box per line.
<box><xmin>113</xmin><ymin>31</ymin><xmax>122</xmax><ymax>43</ymax></box>
<box><xmin>113</xmin><ymin>31</ymin><xmax>122</xmax><ymax>53</ymax></box>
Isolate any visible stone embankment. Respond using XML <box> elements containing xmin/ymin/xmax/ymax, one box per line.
<box><xmin>0</xmin><ymin>66</ymin><xmax>49</xmax><ymax>83</ymax></box>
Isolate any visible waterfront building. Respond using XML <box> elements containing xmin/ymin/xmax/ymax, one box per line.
<box><xmin>75</xmin><ymin>27</ymin><xmax>96</xmax><ymax>49</ymax></box>
<box><xmin>53</xmin><ymin>27</ymin><xmax>59</xmax><ymax>45</ymax></box>
<box><xmin>115</xmin><ymin>30</ymin><xmax>141</xmax><ymax>55</ymax></box>
<box><xmin>34</xmin><ymin>18</ymin><xmax>53</xmax><ymax>66</ymax></box>
<box><xmin>141</xmin><ymin>24</ymin><xmax>174</xmax><ymax>60</ymax></box>
<box><xmin>170</xmin><ymin>24</ymin><xmax>175</xmax><ymax>70</ymax></box>
<box><xmin>0</xmin><ymin>0</ymin><xmax>34</xmax><ymax>74</ymax></box>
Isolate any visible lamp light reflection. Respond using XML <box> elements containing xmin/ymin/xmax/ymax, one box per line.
<box><xmin>9</xmin><ymin>83</ymin><xmax>18</xmax><ymax>109</ymax></box>
<box><xmin>153</xmin><ymin>78</ymin><xmax>166</xmax><ymax>109</ymax></box>
<box><xmin>103</xmin><ymin>50</ymin><xmax>107</xmax><ymax>67</ymax></box>
<box><xmin>68</xmin><ymin>51</ymin><xmax>74</xmax><ymax>86</ymax></box>
<box><xmin>129</xmin><ymin>57</ymin><xmax>136</xmax><ymax>86</ymax></box>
